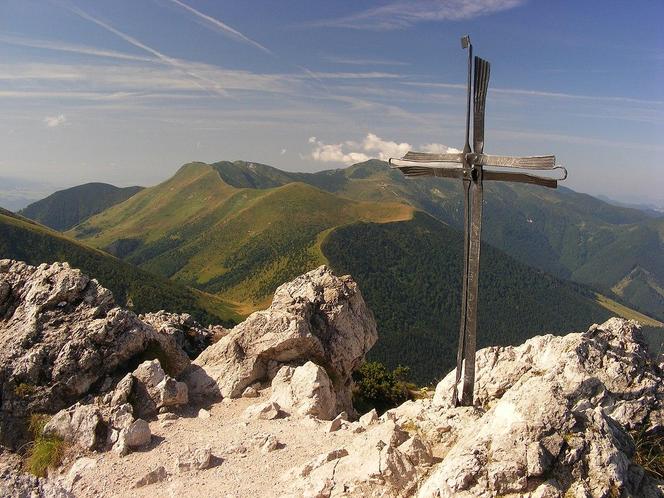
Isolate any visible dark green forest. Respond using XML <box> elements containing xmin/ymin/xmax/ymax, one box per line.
<box><xmin>323</xmin><ymin>212</ymin><xmax>612</xmax><ymax>384</ymax></box>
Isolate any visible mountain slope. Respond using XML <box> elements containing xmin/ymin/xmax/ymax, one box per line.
<box><xmin>209</xmin><ymin>160</ymin><xmax>664</xmax><ymax>321</ymax></box>
<box><xmin>322</xmin><ymin>211</ymin><xmax>614</xmax><ymax>383</ymax></box>
<box><xmin>19</xmin><ymin>182</ymin><xmax>143</xmax><ymax>231</ymax></box>
<box><xmin>70</xmin><ymin>162</ymin><xmax>413</xmax><ymax>308</ymax></box>
<box><xmin>0</xmin><ymin>208</ymin><xmax>239</xmax><ymax>325</ymax></box>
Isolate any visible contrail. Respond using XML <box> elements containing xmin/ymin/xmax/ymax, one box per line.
<box><xmin>0</xmin><ymin>33</ymin><xmax>153</xmax><ymax>62</ymax></box>
<box><xmin>63</xmin><ymin>2</ymin><xmax>228</xmax><ymax>97</ymax></box>
<box><xmin>167</xmin><ymin>0</ymin><xmax>272</xmax><ymax>55</ymax></box>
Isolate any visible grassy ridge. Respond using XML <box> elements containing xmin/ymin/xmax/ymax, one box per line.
<box><xmin>72</xmin><ymin>163</ymin><xmax>413</xmax><ymax>307</ymax></box>
<box><xmin>0</xmin><ymin>209</ymin><xmax>240</xmax><ymax>325</ymax></box>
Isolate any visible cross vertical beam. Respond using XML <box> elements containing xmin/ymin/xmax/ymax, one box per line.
<box><xmin>388</xmin><ymin>35</ymin><xmax>566</xmax><ymax>407</ymax></box>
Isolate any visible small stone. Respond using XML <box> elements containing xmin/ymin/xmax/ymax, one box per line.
<box><xmin>177</xmin><ymin>447</ymin><xmax>214</xmax><ymax>472</ymax></box>
<box><xmin>243</xmin><ymin>401</ymin><xmax>282</xmax><ymax>420</ymax></box>
<box><xmin>359</xmin><ymin>409</ymin><xmax>378</xmax><ymax>426</ymax></box>
<box><xmin>123</xmin><ymin>419</ymin><xmax>151</xmax><ymax>448</ymax></box>
<box><xmin>133</xmin><ymin>466</ymin><xmax>168</xmax><ymax>488</ymax></box>
<box><xmin>198</xmin><ymin>408</ymin><xmax>211</xmax><ymax>419</ymax></box>
<box><xmin>326</xmin><ymin>413</ymin><xmax>346</xmax><ymax>433</ymax></box>
<box><xmin>260</xmin><ymin>434</ymin><xmax>280</xmax><ymax>454</ymax></box>
<box><xmin>242</xmin><ymin>386</ymin><xmax>259</xmax><ymax>398</ymax></box>
<box><xmin>158</xmin><ymin>412</ymin><xmax>178</xmax><ymax>421</ymax></box>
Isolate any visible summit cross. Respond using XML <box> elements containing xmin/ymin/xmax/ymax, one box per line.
<box><xmin>389</xmin><ymin>35</ymin><xmax>567</xmax><ymax>407</ymax></box>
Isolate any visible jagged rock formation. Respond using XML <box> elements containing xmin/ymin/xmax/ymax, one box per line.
<box><xmin>186</xmin><ymin>266</ymin><xmax>378</xmax><ymax>416</ymax></box>
<box><xmin>0</xmin><ymin>260</ymin><xmax>201</xmax><ymax>448</ymax></box>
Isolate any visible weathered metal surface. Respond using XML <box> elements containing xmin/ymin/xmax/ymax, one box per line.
<box><xmin>389</xmin><ymin>35</ymin><xmax>566</xmax><ymax>407</ymax></box>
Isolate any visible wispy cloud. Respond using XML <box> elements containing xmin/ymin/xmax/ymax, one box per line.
<box><xmin>307</xmin><ymin>0</ymin><xmax>527</xmax><ymax>30</ymax></box>
<box><xmin>324</xmin><ymin>56</ymin><xmax>410</xmax><ymax>66</ymax></box>
<box><xmin>0</xmin><ymin>33</ymin><xmax>152</xmax><ymax>62</ymax></box>
<box><xmin>63</xmin><ymin>3</ymin><xmax>229</xmax><ymax>97</ymax></box>
<box><xmin>307</xmin><ymin>133</ymin><xmax>457</xmax><ymax>165</ymax></box>
<box><xmin>166</xmin><ymin>0</ymin><xmax>271</xmax><ymax>54</ymax></box>
<box><xmin>43</xmin><ymin>114</ymin><xmax>67</xmax><ymax>127</ymax></box>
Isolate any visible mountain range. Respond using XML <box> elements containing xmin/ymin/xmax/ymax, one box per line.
<box><xmin>4</xmin><ymin>159</ymin><xmax>662</xmax><ymax>382</ymax></box>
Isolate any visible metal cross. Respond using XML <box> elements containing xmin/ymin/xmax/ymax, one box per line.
<box><xmin>389</xmin><ymin>35</ymin><xmax>567</xmax><ymax>407</ymax></box>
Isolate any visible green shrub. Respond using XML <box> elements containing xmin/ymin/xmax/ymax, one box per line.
<box><xmin>25</xmin><ymin>414</ymin><xmax>66</xmax><ymax>477</ymax></box>
<box><xmin>353</xmin><ymin>361</ymin><xmax>416</xmax><ymax>415</ymax></box>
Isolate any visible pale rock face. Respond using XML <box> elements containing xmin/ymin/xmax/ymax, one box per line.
<box><xmin>270</xmin><ymin>362</ymin><xmax>337</xmax><ymax>420</ymax></box>
<box><xmin>290</xmin><ymin>420</ymin><xmax>419</xmax><ymax>497</ymax></box>
<box><xmin>0</xmin><ymin>260</ymin><xmax>190</xmax><ymax>448</ymax></box>
<box><xmin>187</xmin><ymin>266</ymin><xmax>377</xmax><ymax>416</ymax></box>
<box><xmin>416</xmin><ymin>318</ymin><xmax>664</xmax><ymax>498</ymax></box>
<box><xmin>140</xmin><ymin>310</ymin><xmax>215</xmax><ymax>359</ymax></box>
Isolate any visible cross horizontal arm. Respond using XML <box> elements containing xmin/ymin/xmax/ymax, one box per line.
<box><xmin>475</xmin><ymin>154</ymin><xmax>555</xmax><ymax>170</ymax></box>
<box><xmin>483</xmin><ymin>170</ymin><xmax>558</xmax><ymax>188</ymax></box>
<box><xmin>393</xmin><ymin>165</ymin><xmax>465</xmax><ymax>180</ymax></box>
<box><xmin>401</xmin><ymin>151</ymin><xmax>465</xmax><ymax>164</ymax></box>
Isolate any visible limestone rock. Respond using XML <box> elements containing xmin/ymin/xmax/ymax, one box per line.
<box><xmin>418</xmin><ymin>318</ymin><xmax>664</xmax><ymax>498</ymax></box>
<box><xmin>269</xmin><ymin>362</ymin><xmax>337</xmax><ymax>420</ymax></box>
<box><xmin>187</xmin><ymin>266</ymin><xmax>377</xmax><ymax>416</ymax></box>
<box><xmin>0</xmin><ymin>469</ymin><xmax>73</xmax><ymax>498</ymax></box>
<box><xmin>140</xmin><ymin>311</ymin><xmax>215</xmax><ymax>359</ymax></box>
<box><xmin>114</xmin><ymin>418</ymin><xmax>151</xmax><ymax>455</ymax></box>
<box><xmin>243</xmin><ymin>401</ymin><xmax>282</xmax><ymax>420</ymax></box>
<box><xmin>133</xmin><ymin>466</ymin><xmax>167</xmax><ymax>488</ymax></box>
<box><xmin>131</xmin><ymin>360</ymin><xmax>188</xmax><ymax>418</ymax></box>
<box><xmin>242</xmin><ymin>385</ymin><xmax>259</xmax><ymax>398</ymax></box>
<box><xmin>0</xmin><ymin>260</ymin><xmax>190</xmax><ymax>448</ymax></box>
<box><xmin>291</xmin><ymin>420</ymin><xmax>415</xmax><ymax>496</ymax></box>
<box><xmin>176</xmin><ymin>447</ymin><xmax>215</xmax><ymax>472</ymax></box>
<box><xmin>198</xmin><ymin>408</ymin><xmax>211</xmax><ymax>419</ymax></box>
<box><xmin>359</xmin><ymin>408</ymin><xmax>378</xmax><ymax>427</ymax></box>
<box><xmin>43</xmin><ymin>403</ymin><xmax>103</xmax><ymax>450</ymax></box>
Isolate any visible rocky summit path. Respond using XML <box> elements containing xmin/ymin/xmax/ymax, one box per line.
<box><xmin>69</xmin><ymin>394</ymin><xmax>361</xmax><ymax>497</ymax></box>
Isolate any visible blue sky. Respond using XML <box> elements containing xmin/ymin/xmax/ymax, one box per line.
<box><xmin>0</xmin><ymin>0</ymin><xmax>662</xmax><ymax>206</ymax></box>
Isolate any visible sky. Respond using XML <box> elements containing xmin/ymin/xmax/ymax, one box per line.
<box><xmin>0</xmin><ymin>0</ymin><xmax>663</xmax><ymax>207</ymax></box>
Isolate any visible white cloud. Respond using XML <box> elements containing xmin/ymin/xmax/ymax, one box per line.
<box><xmin>307</xmin><ymin>0</ymin><xmax>527</xmax><ymax>30</ymax></box>
<box><xmin>421</xmin><ymin>143</ymin><xmax>461</xmax><ymax>154</ymax></box>
<box><xmin>43</xmin><ymin>114</ymin><xmax>67</xmax><ymax>127</ymax></box>
<box><xmin>308</xmin><ymin>133</ymin><xmax>456</xmax><ymax>165</ymax></box>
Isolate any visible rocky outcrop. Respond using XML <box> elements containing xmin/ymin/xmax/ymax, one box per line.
<box><xmin>43</xmin><ymin>358</ymin><xmax>188</xmax><ymax>454</ymax></box>
<box><xmin>0</xmin><ymin>260</ymin><xmax>190</xmax><ymax>448</ymax></box>
<box><xmin>279</xmin><ymin>318</ymin><xmax>664</xmax><ymax>497</ymax></box>
<box><xmin>186</xmin><ymin>266</ymin><xmax>377</xmax><ymax>416</ymax></box>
